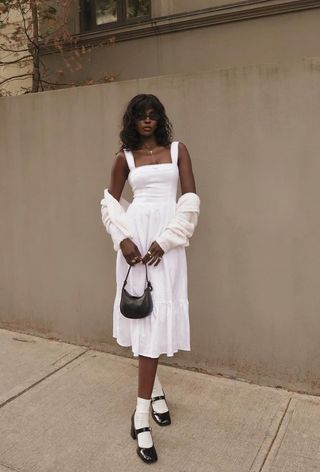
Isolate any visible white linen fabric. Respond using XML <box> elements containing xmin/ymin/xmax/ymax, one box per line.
<box><xmin>100</xmin><ymin>189</ymin><xmax>200</xmax><ymax>254</ymax></box>
<box><xmin>100</xmin><ymin>140</ymin><xmax>200</xmax><ymax>358</ymax></box>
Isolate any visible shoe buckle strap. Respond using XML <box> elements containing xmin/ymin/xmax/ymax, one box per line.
<box><xmin>151</xmin><ymin>395</ymin><xmax>165</xmax><ymax>402</ymax></box>
<box><xmin>135</xmin><ymin>426</ymin><xmax>152</xmax><ymax>435</ymax></box>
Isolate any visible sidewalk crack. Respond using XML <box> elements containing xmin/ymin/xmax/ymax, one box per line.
<box><xmin>0</xmin><ymin>461</ymin><xmax>24</xmax><ymax>472</ymax></box>
<box><xmin>249</xmin><ymin>396</ymin><xmax>293</xmax><ymax>472</ymax></box>
<box><xmin>0</xmin><ymin>349</ymin><xmax>89</xmax><ymax>410</ymax></box>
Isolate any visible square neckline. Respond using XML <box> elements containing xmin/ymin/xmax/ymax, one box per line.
<box><xmin>128</xmin><ymin>141</ymin><xmax>175</xmax><ymax>171</ymax></box>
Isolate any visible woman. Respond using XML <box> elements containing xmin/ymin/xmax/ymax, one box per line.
<box><xmin>100</xmin><ymin>94</ymin><xmax>200</xmax><ymax>464</ymax></box>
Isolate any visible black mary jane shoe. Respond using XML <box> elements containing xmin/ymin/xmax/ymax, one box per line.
<box><xmin>131</xmin><ymin>411</ymin><xmax>158</xmax><ymax>464</ymax></box>
<box><xmin>151</xmin><ymin>394</ymin><xmax>171</xmax><ymax>426</ymax></box>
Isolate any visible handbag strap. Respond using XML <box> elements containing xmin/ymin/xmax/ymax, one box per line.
<box><xmin>123</xmin><ymin>263</ymin><xmax>153</xmax><ymax>291</ymax></box>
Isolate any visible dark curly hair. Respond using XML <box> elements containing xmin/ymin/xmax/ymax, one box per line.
<box><xmin>118</xmin><ymin>94</ymin><xmax>174</xmax><ymax>152</ymax></box>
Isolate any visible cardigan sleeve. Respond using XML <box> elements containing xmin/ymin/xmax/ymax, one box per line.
<box><xmin>100</xmin><ymin>210</ymin><xmax>131</xmax><ymax>251</ymax></box>
<box><xmin>154</xmin><ymin>192</ymin><xmax>200</xmax><ymax>253</ymax></box>
<box><xmin>100</xmin><ymin>188</ymin><xmax>134</xmax><ymax>252</ymax></box>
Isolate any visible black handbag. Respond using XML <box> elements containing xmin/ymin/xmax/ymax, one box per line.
<box><xmin>120</xmin><ymin>263</ymin><xmax>153</xmax><ymax>319</ymax></box>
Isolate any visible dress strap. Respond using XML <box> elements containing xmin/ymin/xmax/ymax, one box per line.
<box><xmin>171</xmin><ymin>141</ymin><xmax>179</xmax><ymax>166</ymax></box>
<box><xmin>123</xmin><ymin>149</ymin><xmax>135</xmax><ymax>170</ymax></box>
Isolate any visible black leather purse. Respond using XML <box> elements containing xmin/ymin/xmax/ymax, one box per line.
<box><xmin>120</xmin><ymin>263</ymin><xmax>153</xmax><ymax>319</ymax></box>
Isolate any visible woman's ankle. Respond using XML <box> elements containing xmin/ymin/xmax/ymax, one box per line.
<box><xmin>151</xmin><ymin>375</ymin><xmax>169</xmax><ymax>413</ymax></box>
<box><xmin>134</xmin><ymin>397</ymin><xmax>153</xmax><ymax>448</ymax></box>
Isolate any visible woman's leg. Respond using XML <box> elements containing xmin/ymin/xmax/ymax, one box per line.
<box><xmin>138</xmin><ymin>355</ymin><xmax>159</xmax><ymax>398</ymax></box>
<box><xmin>132</xmin><ymin>355</ymin><xmax>159</xmax><ymax>463</ymax></box>
<box><xmin>133</xmin><ymin>355</ymin><xmax>159</xmax><ymax>450</ymax></box>
<box><xmin>137</xmin><ymin>356</ymin><xmax>169</xmax><ymax>414</ymax></box>
<box><xmin>151</xmin><ymin>373</ymin><xmax>169</xmax><ymax>414</ymax></box>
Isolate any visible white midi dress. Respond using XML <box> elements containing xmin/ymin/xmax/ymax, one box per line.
<box><xmin>112</xmin><ymin>140</ymin><xmax>190</xmax><ymax>358</ymax></box>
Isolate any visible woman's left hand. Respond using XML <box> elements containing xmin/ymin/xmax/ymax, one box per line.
<box><xmin>142</xmin><ymin>241</ymin><xmax>164</xmax><ymax>266</ymax></box>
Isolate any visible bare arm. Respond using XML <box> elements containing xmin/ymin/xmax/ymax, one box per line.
<box><xmin>108</xmin><ymin>150</ymin><xmax>129</xmax><ymax>201</ymax></box>
<box><xmin>177</xmin><ymin>142</ymin><xmax>197</xmax><ymax>195</ymax></box>
<box><xmin>106</xmin><ymin>150</ymin><xmax>142</xmax><ymax>265</ymax></box>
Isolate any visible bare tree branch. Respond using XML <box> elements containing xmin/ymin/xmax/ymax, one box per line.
<box><xmin>17</xmin><ymin>0</ymin><xmax>37</xmax><ymax>49</ymax></box>
<box><xmin>0</xmin><ymin>55</ymin><xmax>31</xmax><ymax>65</ymax></box>
<box><xmin>0</xmin><ymin>0</ymin><xmax>117</xmax><ymax>95</ymax></box>
<box><xmin>0</xmin><ymin>73</ymin><xmax>33</xmax><ymax>86</ymax></box>
<box><xmin>0</xmin><ymin>44</ymin><xmax>31</xmax><ymax>53</ymax></box>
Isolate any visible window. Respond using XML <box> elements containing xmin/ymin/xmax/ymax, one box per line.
<box><xmin>80</xmin><ymin>0</ymin><xmax>151</xmax><ymax>32</ymax></box>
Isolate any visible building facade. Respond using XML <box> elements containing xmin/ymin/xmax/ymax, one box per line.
<box><xmin>39</xmin><ymin>0</ymin><xmax>320</xmax><ymax>89</ymax></box>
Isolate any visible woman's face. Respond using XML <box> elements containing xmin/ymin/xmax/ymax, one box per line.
<box><xmin>134</xmin><ymin>107</ymin><xmax>160</xmax><ymax>137</ymax></box>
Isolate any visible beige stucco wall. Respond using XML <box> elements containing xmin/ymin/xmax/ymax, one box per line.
<box><xmin>1</xmin><ymin>57</ymin><xmax>320</xmax><ymax>394</ymax></box>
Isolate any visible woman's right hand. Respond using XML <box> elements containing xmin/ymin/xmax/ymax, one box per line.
<box><xmin>120</xmin><ymin>238</ymin><xmax>143</xmax><ymax>266</ymax></box>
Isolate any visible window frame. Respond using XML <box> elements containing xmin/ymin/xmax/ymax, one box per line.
<box><xmin>79</xmin><ymin>0</ymin><xmax>152</xmax><ymax>33</ymax></box>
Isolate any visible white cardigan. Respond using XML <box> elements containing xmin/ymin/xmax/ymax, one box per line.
<box><xmin>100</xmin><ymin>189</ymin><xmax>200</xmax><ymax>253</ymax></box>
<box><xmin>100</xmin><ymin>189</ymin><xmax>134</xmax><ymax>251</ymax></box>
<box><xmin>155</xmin><ymin>191</ymin><xmax>200</xmax><ymax>253</ymax></box>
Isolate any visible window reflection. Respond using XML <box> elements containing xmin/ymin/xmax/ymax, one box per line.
<box><xmin>96</xmin><ymin>0</ymin><xmax>117</xmax><ymax>25</ymax></box>
<box><xmin>126</xmin><ymin>0</ymin><xmax>150</xmax><ymax>18</ymax></box>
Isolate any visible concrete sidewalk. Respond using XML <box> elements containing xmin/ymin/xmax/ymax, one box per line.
<box><xmin>0</xmin><ymin>328</ymin><xmax>320</xmax><ymax>472</ymax></box>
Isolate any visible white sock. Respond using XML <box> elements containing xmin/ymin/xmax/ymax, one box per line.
<box><xmin>151</xmin><ymin>374</ymin><xmax>169</xmax><ymax>414</ymax></box>
<box><xmin>134</xmin><ymin>397</ymin><xmax>153</xmax><ymax>448</ymax></box>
